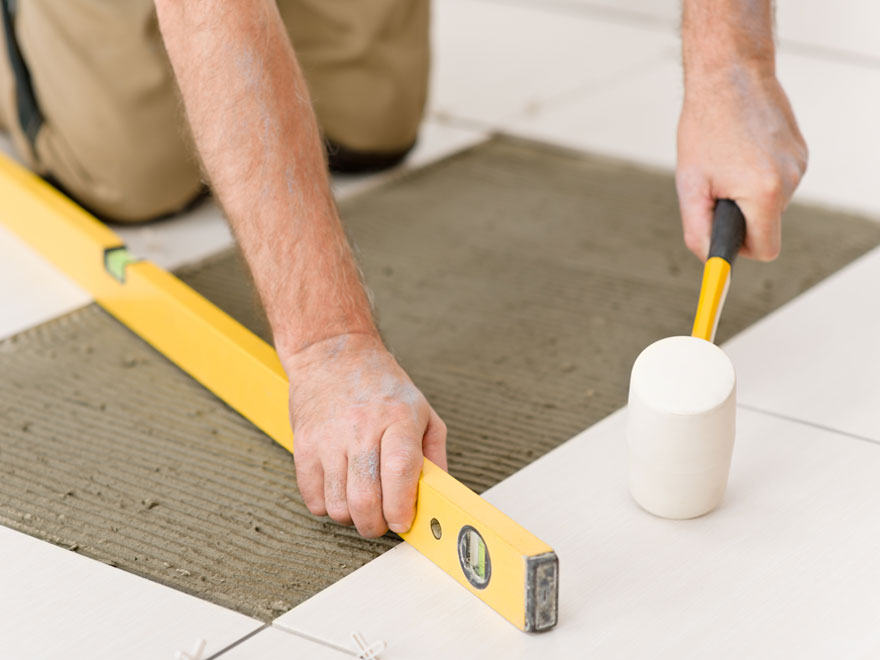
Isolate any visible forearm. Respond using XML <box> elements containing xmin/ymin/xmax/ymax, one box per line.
<box><xmin>155</xmin><ymin>0</ymin><xmax>377</xmax><ymax>360</ymax></box>
<box><xmin>682</xmin><ymin>0</ymin><xmax>775</xmax><ymax>84</ymax></box>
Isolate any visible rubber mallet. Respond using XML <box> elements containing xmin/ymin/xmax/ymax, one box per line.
<box><xmin>627</xmin><ymin>200</ymin><xmax>747</xmax><ymax>519</ymax></box>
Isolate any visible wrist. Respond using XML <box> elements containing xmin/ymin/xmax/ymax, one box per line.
<box><xmin>681</xmin><ymin>0</ymin><xmax>775</xmax><ymax>85</ymax></box>
<box><xmin>279</xmin><ymin>330</ymin><xmax>385</xmax><ymax>375</ymax></box>
<box><xmin>683</xmin><ymin>58</ymin><xmax>777</xmax><ymax>104</ymax></box>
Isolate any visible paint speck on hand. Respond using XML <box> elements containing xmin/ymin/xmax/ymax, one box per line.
<box><xmin>351</xmin><ymin>449</ymin><xmax>380</xmax><ymax>482</ymax></box>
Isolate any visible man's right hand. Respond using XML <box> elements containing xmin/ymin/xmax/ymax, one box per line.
<box><xmin>678</xmin><ymin>0</ymin><xmax>808</xmax><ymax>263</ymax></box>
<box><xmin>677</xmin><ymin>68</ymin><xmax>807</xmax><ymax>262</ymax></box>
<box><xmin>283</xmin><ymin>333</ymin><xmax>448</xmax><ymax>538</ymax></box>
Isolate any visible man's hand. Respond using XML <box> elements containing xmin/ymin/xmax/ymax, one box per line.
<box><xmin>678</xmin><ymin>0</ymin><xmax>808</xmax><ymax>262</ymax></box>
<box><xmin>284</xmin><ymin>333</ymin><xmax>447</xmax><ymax>538</ymax></box>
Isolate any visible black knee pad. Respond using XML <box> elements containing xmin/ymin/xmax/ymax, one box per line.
<box><xmin>325</xmin><ymin>137</ymin><xmax>416</xmax><ymax>175</ymax></box>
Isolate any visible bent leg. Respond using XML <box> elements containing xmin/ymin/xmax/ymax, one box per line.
<box><xmin>8</xmin><ymin>0</ymin><xmax>201</xmax><ymax>222</ymax></box>
<box><xmin>278</xmin><ymin>0</ymin><xmax>431</xmax><ymax>172</ymax></box>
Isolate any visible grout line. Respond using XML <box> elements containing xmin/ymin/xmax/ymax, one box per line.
<box><xmin>272</xmin><ymin>621</ymin><xmax>360</xmax><ymax>657</ymax></box>
<box><xmin>206</xmin><ymin>623</ymin><xmax>270</xmax><ymax>659</ymax></box>
<box><xmin>430</xmin><ymin>47</ymin><xmax>680</xmax><ymax>131</ymax></box>
<box><xmin>426</xmin><ymin>112</ymin><xmax>497</xmax><ymax>134</ymax></box>
<box><xmin>737</xmin><ymin>402</ymin><xmax>880</xmax><ymax>448</ymax></box>
<box><xmin>474</xmin><ymin>0</ymin><xmax>678</xmax><ymax>33</ymax></box>
<box><xmin>472</xmin><ymin>0</ymin><xmax>880</xmax><ymax>71</ymax></box>
<box><xmin>505</xmin><ymin>47</ymin><xmax>680</xmax><ymax>123</ymax></box>
<box><xmin>779</xmin><ymin>38</ymin><xmax>880</xmax><ymax>71</ymax></box>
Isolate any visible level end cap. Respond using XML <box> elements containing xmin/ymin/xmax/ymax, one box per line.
<box><xmin>524</xmin><ymin>551</ymin><xmax>559</xmax><ymax>632</ymax></box>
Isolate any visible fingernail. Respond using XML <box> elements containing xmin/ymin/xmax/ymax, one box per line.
<box><xmin>388</xmin><ymin>522</ymin><xmax>409</xmax><ymax>534</ymax></box>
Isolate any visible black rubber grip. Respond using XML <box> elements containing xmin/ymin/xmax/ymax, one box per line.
<box><xmin>708</xmin><ymin>199</ymin><xmax>746</xmax><ymax>265</ymax></box>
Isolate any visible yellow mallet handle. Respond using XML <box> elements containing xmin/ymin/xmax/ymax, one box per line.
<box><xmin>692</xmin><ymin>200</ymin><xmax>747</xmax><ymax>343</ymax></box>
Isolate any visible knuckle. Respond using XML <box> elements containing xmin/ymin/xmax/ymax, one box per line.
<box><xmin>683</xmin><ymin>229</ymin><xmax>703</xmax><ymax>255</ymax></box>
<box><xmin>797</xmin><ymin>139</ymin><xmax>809</xmax><ymax>171</ymax></box>
<box><xmin>751</xmin><ymin>236</ymin><xmax>780</xmax><ymax>262</ymax></box>
<box><xmin>343</xmin><ymin>406</ymin><xmax>370</xmax><ymax>429</ymax></box>
<box><xmin>355</xmin><ymin>518</ymin><xmax>388</xmax><ymax>539</ymax></box>
<box><xmin>325</xmin><ymin>501</ymin><xmax>352</xmax><ymax>525</ymax></box>
<box><xmin>302</xmin><ymin>494</ymin><xmax>326</xmax><ymax>516</ymax></box>
<box><xmin>674</xmin><ymin>166</ymin><xmax>700</xmax><ymax>193</ymax></box>
<box><xmin>383</xmin><ymin>449</ymin><xmax>421</xmax><ymax>480</ymax></box>
<box><xmin>349</xmin><ymin>448</ymin><xmax>381</xmax><ymax>483</ymax></box>
<box><xmin>758</xmin><ymin>245</ymin><xmax>781</xmax><ymax>262</ymax></box>
<box><xmin>348</xmin><ymin>487</ymin><xmax>380</xmax><ymax>516</ymax></box>
<box><xmin>786</xmin><ymin>162</ymin><xmax>803</xmax><ymax>188</ymax></box>
<box><xmin>384</xmin><ymin>502</ymin><xmax>415</xmax><ymax>533</ymax></box>
<box><xmin>757</xmin><ymin>172</ymin><xmax>784</xmax><ymax>200</ymax></box>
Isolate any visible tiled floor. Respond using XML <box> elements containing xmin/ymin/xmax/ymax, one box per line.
<box><xmin>2</xmin><ymin>2</ymin><xmax>880</xmax><ymax>657</ymax></box>
<box><xmin>0</xmin><ymin>526</ymin><xmax>262</xmax><ymax>660</ymax></box>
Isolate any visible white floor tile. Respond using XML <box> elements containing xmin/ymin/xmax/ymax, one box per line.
<box><xmin>777</xmin><ymin>0</ymin><xmax>880</xmax><ymax>62</ymax></box>
<box><xmin>277</xmin><ymin>407</ymin><xmax>880</xmax><ymax>658</ymax></box>
<box><xmin>0</xmin><ymin>223</ymin><xmax>91</xmax><ymax>340</ymax></box>
<box><xmin>220</xmin><ymin>626</ymin><xmax>361</xmax><ymax>659</ymax></box>
<box><xmin>504</xmin><ymin>56</ymin><xmax>679</xmax><ymax>171</ymax></box>
<box><xmin>429</xmin><ymin>0</ymin><xmax>675</xmax><ymax>126</ymax></box>
<box><xmin>725</xmin><ymin>246</ymin><xmax>880</xmax><ymax>442</ymax></box>
<box><xmin>0</xmin><ymin>525</ymin><xmax>261</xmax><ymax>660</ymax></box>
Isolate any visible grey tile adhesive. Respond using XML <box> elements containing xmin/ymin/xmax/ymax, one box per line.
<box><xmin>1</xmin><ymin>137</ymin><xmax>879</xmax><ymax>621</ymax></box>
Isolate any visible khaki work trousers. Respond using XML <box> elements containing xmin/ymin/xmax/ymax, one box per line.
<box><xmin>0</xmin><ymin>0</ymin><xmax>430</xmax><ymax>222</ymax></box>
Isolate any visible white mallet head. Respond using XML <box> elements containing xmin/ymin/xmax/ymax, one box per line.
<box><xmin>627</xmin><ymin>336</ymin><xmax>736</xmax><ymax>519</ymax></box>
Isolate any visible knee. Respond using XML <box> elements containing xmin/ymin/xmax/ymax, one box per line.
<box><xmin>288</xmin><ymin>0</ymin><xmax>431</xmax><ymax>165</ymax></box>
<box><xmin>324</xmin><ymin>135</ymin><xmax>416</xmax><ymax>174</ymax></box>
<box><xmin>38</xmin><ymin>126</ymin><xmax>204</xmax><ymax>224</ymax></box>
<box><xmin>315</xmin><ymin>65</ymin><xmax>428</xmax><ymax>169</ymax></box>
